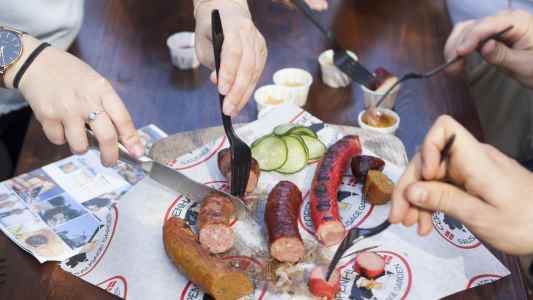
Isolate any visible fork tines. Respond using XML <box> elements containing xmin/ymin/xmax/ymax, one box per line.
<box><xmin>229</xmin><ymin>141</ymin><xmax>252</xmax><ymax>198</ymax></box>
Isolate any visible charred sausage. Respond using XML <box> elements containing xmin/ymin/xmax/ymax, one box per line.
<box><xmin>308</xmin><ymin>265</ymin><xmax>341</xmax><ymax>300</ymax></box>
<box><xmin>198</xmin><ymin>192</ymin><xmax>235</xmax><ymax>254</ymax></box>
<box><xmin>350</xmin><ymin>155</ymin><xmax>385</xmax><ymax>183</ymax></box>
<box><xmin>265</xmin><ymin>181</ymin><xmax>304</xmax><ymax>263</ymax></box>
<box><xmin>163</xmin><ymin>217</ymin><xmax>253</xmax><ymax>300</ymax></box>
<box><xmin>218</xmin><ymin>148</ymin><xmax>260</xmax><ymax>194</ymax></box>
<box><xmin>354</xmin><ymin>252</ymin><xmax>386</xmax><ymax>279</ymax></box>
<box><xmin>310</xmin><ymin>135</ymin><xmax>362</xmax><ymax>246</ymax></box>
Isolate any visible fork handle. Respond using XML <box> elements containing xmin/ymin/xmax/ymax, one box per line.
<box><xmin>292</xmin><ymin>0</ymin><xmax>335</xmax><ymax>42</ymax></box>
<box><xmin>212</xmin><ymin>10</ymin><xmax>237</xmax><ymax>142</ymax></box>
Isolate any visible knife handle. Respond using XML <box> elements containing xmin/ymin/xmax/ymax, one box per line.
<box><xmin>291</xmin><ymin>0</ymin><xmax>335</xmax><ymax>42</ymax></box>
<box><xmin>85</xmin><ymin>124</ymin><xmax>152</xmax><ymax>166</ymax></box>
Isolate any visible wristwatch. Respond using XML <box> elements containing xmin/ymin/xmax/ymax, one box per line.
<box><xmin>0</xmin><ymin>27</ymin><xmax>24</xmax><ymax>88</ymax></box>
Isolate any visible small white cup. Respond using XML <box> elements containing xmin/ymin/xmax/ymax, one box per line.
<box><xmin>318</xmin><ymin>49</ymin><xmax>357</xmax><ymax>88</ymax></box>
<box><xmin>273</xmin><ymin>68</ymin><xmax>313</xmax><ymax>107</ymax></box>
<box><xmin>166</xmin><ymin>32</ymin><xmax>200</xmax><ymax>70</ymax></box>
<box><xmin>361</xmin><ymin>79</ymin><xmax>401</xmax><ymax>109</ymax></box>
<box><xmin>357</xmin><ymin>108</ymin><xmax>400</xmax><ymax>135</ymax></box>
<box><xmin>254</xmin><ymin>84</ymin><xmax>292</xmax><ymax>116</ymax></box>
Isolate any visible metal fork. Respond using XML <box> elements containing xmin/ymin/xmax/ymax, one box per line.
<box><xmin>211</xmin><ymin>10</ymin><xmax>252</xmax><ymax>198</ymax></box>
<box><xmin>291</xmin><ymin>0</ymin><xmax>375</xmax><ymax>86</ymax></box>
<box><xmin>373</xmin><ymin>25</ymin><xmax>514</xmax><ymax>111</ymax></box>
<box><xmin>326</xmin><ymin>219</ymin><xmax>391</xmax><ymax>280</ymax></box>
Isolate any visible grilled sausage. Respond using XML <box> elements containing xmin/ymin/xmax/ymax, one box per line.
<box><xmin>218</xmin><ymin>148</ymin><xmax>260</xmax><ymax>194</ymax></box>
<box><xmin>265</xmin><ymin>181</ymin><xmax>304</xmax><ymax>263</ymax></box>
<box><xmin>354</xmin><ymin>252</ymin><xmax>386</xmax><ymax>279</ymax></box>
<box><xmin>198</xmin><ymin>192</ymin><xmax>235</xmax><ymax>254</ymax></box>
<box><xmin>310</xmin><ymin>135</ymin><xmax>362</xmax><ymax>246</ymax></box>
<box><xmin>163</xmin><ymin>217</ymin><xmax>254</xmax><ymax>300</ymax></box>
<box><xmin>350</xmin><ymin>155</ymin><xmax>385</xmax><ymax>183</ymax></box>
<box><xmin>308</xmin><ymin>265</ymin><xmax>341</xmax><ymax>300</ymax></box>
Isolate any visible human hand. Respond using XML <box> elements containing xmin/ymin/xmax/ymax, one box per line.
<box><xmin>4</xmin><ymin>35</ymin><xmax>144</xmax><ymax>166</ymax></box>
<box><xmin>389</xmin><ymin>115</ymin><xmax>533</xmax><ymax>255</ymax></box>
<box><xmin>274</xmin><ymin>0</ymin><xmax>328</xmax><ymax>11</ymax></box>
<box><xmin>444</xmin><ymin>9</ymin><xmax>533</xmax><ymax>88</ymax></box>
<box><xmin>194</xmin><ymin>0</ymin><xmax>267</xmax><ymax>117</ymax></box>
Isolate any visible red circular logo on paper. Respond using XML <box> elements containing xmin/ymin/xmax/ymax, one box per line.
<box><xmin>97</xmin><ymin>275</ymin><xmax>128</xmax><ymax>299</ymax></box>
<box><xmin>298</xmin><ymin>176</ymin><xmax>374</xmax><ymax>239</ymax></box>
<box><xmin>336</xmin><ymin>251</ymin><xmax>412</xmax><ymax>300</ymax></box>
<box><xmin>466</xmin><ymin>274</ymin><xmax>503</xmax><ymax>288</ymax></box>
<box><xmin>432</xmin><ymin>212</ymin><xmax>481</xmax><ymax>249</ymax></box>
<box><xmin>179</xmin><ymin>256</ymin><xmax>267</xmax><ymax>300</ymax></box>
<box><xmin>61</xmin><ymin>206</ymin><xmax>119</xmax><ymax>277</ymax></box>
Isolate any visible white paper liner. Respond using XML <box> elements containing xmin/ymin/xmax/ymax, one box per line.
<box><xmin>58</xmin><ymin>104</ymin><xmax>510</xmax><ymax>300</ymax></box>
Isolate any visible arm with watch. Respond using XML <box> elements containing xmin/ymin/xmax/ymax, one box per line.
<box><xmin>0</xmin><ymin>0</ymin><xmax>267</xmax><ymax>167</ymax></box>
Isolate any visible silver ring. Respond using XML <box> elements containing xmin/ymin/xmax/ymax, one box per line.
<box><xmin>87</xmin><ymin>110</ymin><xmax>104</xmax><ymax>122</ymax></box>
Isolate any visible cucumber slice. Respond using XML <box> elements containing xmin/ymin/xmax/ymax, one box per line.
<box><xmin>276</xmin><ymin>135</ymin><xmax>309</xmax><ymax>174</ymax></box>
<box><xmin>251</xmin><ymin>135</ymin><xmax>288</xmax><ymax>171</ymax></box>
<box><xmin>301</xmin><ymin>135</ymin><xmax>326</xmax><ymax>160</ymax></box>
<box><xmin>273</xmin><ymin>124</ymin><xmax>298</xmax><ymax>136</ymax></box>
<box><xmin>251</xmin><ymin>133</ymin><xmax>274</xmax><ymax>148</ymax></box>
<box><xmin>288</xmin><ymin>126</ymin><xmax>318</xmax><ymax>138</ymax></box>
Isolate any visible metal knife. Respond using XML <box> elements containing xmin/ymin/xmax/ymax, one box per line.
<box><xmin>85</xmin><ymin>127</ymin><xmax>254</xmax><ymax>219</ymax></box>
<box><xmin>291</xmin><ymin>0</ymin><xmax>376</xmax><ymax>86</ymax></box>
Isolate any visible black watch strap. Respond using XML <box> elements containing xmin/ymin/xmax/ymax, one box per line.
<box><xmin>13</xmin><ymin>42</ymin><xmax>50</xmax><ymax>89</ymax></box>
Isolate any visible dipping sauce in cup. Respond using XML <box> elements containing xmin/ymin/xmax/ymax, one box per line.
<box><xmin>358</xmin><ymin>108</ymin><xmax>400</xmax><ymax>135</ymax></box>
<box><xmin>273</xmin><ymin>68</ymin><xmax>313</xmax><ymax>107</ymax></box>
<box><xmin>254</xmin><ymin>84</ymin><xmax>292</xmax><ymax>117</ymax></box>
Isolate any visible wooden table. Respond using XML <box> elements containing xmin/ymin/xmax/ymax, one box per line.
<box><xmin>0</xmin><ymin>0</ymin><xmax>528</xmax><ymax>299</ymax></box>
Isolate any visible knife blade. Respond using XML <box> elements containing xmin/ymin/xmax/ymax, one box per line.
<box><xmin>85</xmin><ymin>126</ymin><xmax>254</xmax><ymax>218</ymax></box>
<box><xmin>333</xmin><ymin>49</ymin><xmax>376</xmax><ymax>86</ymax></box>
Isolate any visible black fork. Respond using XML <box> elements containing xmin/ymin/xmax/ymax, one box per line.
<box><xmin>373</xmin><ymin>25</ymin><xmax>514</xmax><ymax>110</ymax></box>
<box><xmin>211</xmin><ymin>10</ymin><xmax>252</xmax><ymax>198</ymax></box>
<box><xmin>326</xmin><ymin>219</ymin><xmax>391</xmax><ymax>280</ymax></box>
<box><xmin>291</xmin><ymin>0</ymin><xmax>375</xmax><ymax>86</ymax></box>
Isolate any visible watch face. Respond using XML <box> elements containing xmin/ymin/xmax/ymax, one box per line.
<box><xmin>0</xmin><ymin>30</ymin><xmax>22</xmax><ymax>68</ymax></box>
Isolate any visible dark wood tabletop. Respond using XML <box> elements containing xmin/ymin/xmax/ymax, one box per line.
<box><xmin>0</xmin><ymin>0</ymin><xmax>528</xmax><ymax>299</ymax></box>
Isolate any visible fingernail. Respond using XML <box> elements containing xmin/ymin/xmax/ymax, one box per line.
<box><xmin>133</xmin><ymin>144</ymin><xmax>145</xmax><ymax>157</ymax></box>
<box><xmin>407</xmin><ymin>185</ymin><xmax>427</xmax><ymax>205</ymax></box>
<box><xmin>223</xmin><ymin>102</ymin><xmax>236</xmax><ymax>116</ymax></box>
<box><xmin>219</xmin><ymin>81</ymin><xmax>230</xmax><ymax>95</ymax></box>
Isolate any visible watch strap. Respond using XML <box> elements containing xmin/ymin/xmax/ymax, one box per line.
<box><xmin>13</xmin><ymin>42</ymin><xmax>50</xmax><ymax>89</ymax></box>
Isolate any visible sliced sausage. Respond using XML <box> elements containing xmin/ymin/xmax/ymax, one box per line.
<box><xmin>363</xmin><ymin>170</ymin><xmax>394</xmax><ymax>205</ymax></box>
<box><xmin>308</xmin><ymin>265</ymin><xmax>341</xmax><ymax>300</ymax></box>
<box><xmin>198</xmin><ymin>192</ymin><xmax>235</xmax><ymax>254</ymax></box>
<box><xmin>310</xmin><ymin>135</ymin><xmax>362</xmax><ymax>246</ymax></box>
<box><xmin>350</xmin><ymin>155</ymin><xmax>385</xmax><ymax>183</ymax></box>
<box><xmin>354</xmin><ymin>251</ymin><xmax>386</xmax><ymax>279</ymax></box>
<box><xmin>218</xmin><ymin>148</ymin><xmax>260</xmax><ymax>194</ymax></box>
<box><xmin>163</xmin><ymin>217</ymin><xmax>254</xmax><ymax>300</ymax></box>
<box><xmin>265</xmin><ymin>181</ymin><xmax>304</xmax><ymax>263</ymax></box>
